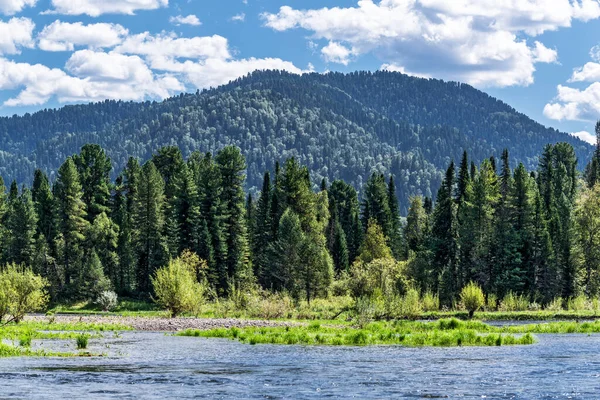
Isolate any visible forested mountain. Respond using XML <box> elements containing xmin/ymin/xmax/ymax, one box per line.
<box><xmin>0</xmin><ymin>70</ymin><xmax>591</xmax><ymax>214</ymax></box>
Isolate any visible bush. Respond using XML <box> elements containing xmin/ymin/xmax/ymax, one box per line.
<box><xmin>0</xmin><ymin>263</ymin><xmax>49</xmax><ymax>324</ymax></box>
<box><xmin>151</xmin><ymin>252</ymin><xmax>207</xmax><ymax>317</ymax></box>
<box><xmin>545</xmin><ymin>297</ymin><xmax>564</xmax><ymax>312</ymax></box>
<box><xmin>96</xmin><ymin>291</ymin><xmax>118</xmax><ymax>312</ymax></box>
<box><xmin>486</xmin><ymin>293</ymin><xmax>498</xmax><ymax>311</ymax></box>
<box><xmin>567</xmin><ymin>295</ymin><xmax>589</xmax><ymax>311</ymax></box>
<box><xmin>460</xmin><ymin>282</ymin><xmax>485</xmax><ymax>318</ymax></box>
<box><xmin>399</xmin><ymin>288</ymin><xmax>422</xmax><ymax>319</ymax></box>
<box><xmin>76</xmin><ymin>334</ymin><xmax>89</xmax><ymax>349</ymax></box>
<box><xmin>499</xmin><ymin>292</ymin><xmax>529</xmax><ymax>312</ymax></box>
<box><xmin>421</xmin><ymin>291</ymin><xmax>439</xmax><ymax>312</ymax></box>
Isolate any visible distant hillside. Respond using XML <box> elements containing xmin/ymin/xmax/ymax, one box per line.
<box><xmin>0</xmin><ymin>70</ymin><xmax>591</xmax><ymax>214</ymax></box>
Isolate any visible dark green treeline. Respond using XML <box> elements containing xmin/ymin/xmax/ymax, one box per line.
<box><xmin>1</xmin><ymin>140</ymin><xmax>600</xmax><ymax>305</ymax></box>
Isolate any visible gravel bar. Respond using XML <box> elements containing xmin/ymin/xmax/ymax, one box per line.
<box><xmin>24</xmin><ymin>314</ymin><xmax>300</xmax><ymax>332</ymax></box>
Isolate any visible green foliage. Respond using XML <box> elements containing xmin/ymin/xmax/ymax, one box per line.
<box><xmin>460</xmin><ymin>282</ymin><xmax>485</xmax><ymax>318</ymax></box>
<box><xmin>76</xmin><ymin>334</ymin><xmax>89</xmax><ymax>350</ymax></box>
<box><xmin>151</xmin><ymin>252</ymin><xmax>206</xmax><ymax>317</ymax></box>
<box><xmin>96</xmin><ymin>290</ymin><xmax>118</xmax><ymax>312</ymax></box>
<box><xmin>0</xmin><ymin>263</ymin><xmax>49</xmax><ymax>323</ymax></box>
<box><xmin>499</xmin><ymin>292</ymin><xmax>530</xmax><ymax>312</ymax></box>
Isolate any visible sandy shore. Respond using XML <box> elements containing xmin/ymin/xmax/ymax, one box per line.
<box><xmin>24</xmin><ymin>314</ymin><xmax>299</xmax><ymax>332</ymax></box>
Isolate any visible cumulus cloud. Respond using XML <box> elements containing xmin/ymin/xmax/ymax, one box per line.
<box><xmin>262</xmin><ymin>0</ymin><xmax>599</xmax><ymax>87</ymax></box>
<box><xmin>38</xmin><ymin>21</ymin><xmax>128</xmax><ymax>51</ymax></box>
<box><xmin>48</xmin><ymin>0</ymin><xmax>168</xmax><ymax>17</ymax></box>
<box><xmin>0</xmin><ymin>0</ymin><xmax>37</xmax><ymax>15</ymax></box>
<box><xmin>170</xmin><ymin>15</ymin><xmax>201</xmax><ymax>26</ymax></box>
<box><xmin>115</xmin><ymin>32</ymin><xmax>307</xmax><ymax>89</ymax></box>
<box><xmin>571</xmin><ymin>130</ymin><xmax>596</xmax><ymax>145</ymax></box>
<box><xmin>321</xmin><ymin>42</ymin><xmax>353</xmax><ymax>65</ymax></box>
<box><xmin>0</xmin><ymin>17</ymin><xmax>34</xmax><ymax>55</ymax></box>
<box><xmin>0</xmin><ymin>50</ymin><xmax>183</xmax><ymax>106</ymax></box>
<box><xmin>545</xmin><ymin>42</ymin><xmax>600</xmax><ymax>122</ymax></box>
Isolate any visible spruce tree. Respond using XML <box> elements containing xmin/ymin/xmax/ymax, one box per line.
<box><xmin>254</xmin><ymin>172</ymin><xmax>272</xmax><ymax>286</ymax></box>
<box><xmin>133</xmin><ymin>161</ymin><xmax>168</xmax><ymax>294</ymax></box>
<box><xmin>6</xmin><ymin>188</ymin><xmax>37</xmax><ymax>266</ymax></box>
<box><xmin>216</xmin><ymin>146</ymin><xmax>252</xmax><ymax>290</ymax></box>
<box><xmin>54</xmin><ymin>157</ymin><xmax>89</xmax><ymax>292</ymax></box>
<box><xmin>74</xmin><ymin>144</ymin><xmax>112</xmax><ymax>223</ymax></box>
<box><xmin>387</xmin><ymin>176</ymin><xmax>404</xmax><ymax>259</ymax></box>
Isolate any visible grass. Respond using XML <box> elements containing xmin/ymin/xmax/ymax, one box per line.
<box><xmin>0</xmin><ymin>320</ymin><xmax>129</xmax><ymax>357</ymax></box>
<box><xmin>76</xmin><ymin>334</ymin><xmax>89</xmax><ymax>349</ymax></box>
<box><xmin>177</xmin><ymin>319</ymin><xmax>536</xmax><ymax>347</ymax></box>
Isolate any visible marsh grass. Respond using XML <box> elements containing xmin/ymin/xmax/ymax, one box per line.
<box><xmin>76</xmin><ymin>334</ymin><xmax>89</xmax><ymax>350</ymax></box>
<box><xmin>177</xmin><ymin>318</ymin><xmax>536</xmax><ymax>347</ymax></box>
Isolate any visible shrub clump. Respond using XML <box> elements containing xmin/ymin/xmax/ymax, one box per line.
<box><xmin>152</xmin><ymin>251</ymin><xmax>207</xmax><ymax>317</ymax></box>
<box><xmin>460</xmin><ymin>282</ymin><xmax>485</xmax><ymax>319</ymax></box>
<box><xmin>96</xmin><ymin>290</ymin><xmax>118</xmax><ymax>312</ymax></box>
<box><xmin>0</xmin><ymin>263</ymin><xmax>49</xmax><ymax>324</ymax></box>
<box><xmin>76</xmin><ymin>334</ymin><xmax>89</xmax><ymax>350</ymax></box>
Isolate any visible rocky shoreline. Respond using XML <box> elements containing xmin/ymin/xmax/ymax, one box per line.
<box><xmin>25</xmin><ymin>314</ymin><xmax>299</xmax><ymax>332</ymax></box>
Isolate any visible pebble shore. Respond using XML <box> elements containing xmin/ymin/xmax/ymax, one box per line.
<box><xmin>25</xmin><ymin>314</ymin><xmax>299</xmax><ymax>332</ymax></box>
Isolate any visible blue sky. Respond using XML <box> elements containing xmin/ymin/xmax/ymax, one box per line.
<box><xmin>1</xmin><ymin>0</ymin><xmax>600</xmax><ymax>143</ymax></box>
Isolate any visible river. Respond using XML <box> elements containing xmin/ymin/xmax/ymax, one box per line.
<box><xmin>0</xmin><ymin>331</ymin><xmax>599</xmax><ymax>398</ymax></box>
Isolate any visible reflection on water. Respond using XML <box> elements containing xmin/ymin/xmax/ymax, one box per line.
<box><xmin>0</xmin><ymin>330</ymin><xmax>599</xmax><ymax>399</ymax></box>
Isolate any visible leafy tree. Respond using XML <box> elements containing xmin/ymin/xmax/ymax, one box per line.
<box><xmin>0</xmin><ymin>263</ymin><xmax>48</xmax><ymax>324</ymax></box>
<box><xmin>574</xmin><ymin>185</ymin><xmax>600</xmax><ymax>297</ymax></box>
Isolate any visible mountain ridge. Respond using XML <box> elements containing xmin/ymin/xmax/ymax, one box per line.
<box><xmin>0</xmin><ymin>70</ymin><xmax>591</xmax><ymax>214</ymax></box>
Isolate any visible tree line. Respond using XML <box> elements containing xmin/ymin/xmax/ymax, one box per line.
<box><xmin>1</xmin><ymin>133</ymin><xmax>599</xmax><ymax>306</ymax></box>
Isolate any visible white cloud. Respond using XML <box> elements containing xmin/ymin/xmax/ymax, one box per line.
<box><xmin>231</xmin><ymin>13</ymin><xmax>245</xmax><ymax>22</ymax></box>
<box><xmin>115</xmin><ymin>33</ymin><xmax>231</xmax><ymax>61</ymax></box>
<box><xmin>170</xmin><ymin>15</ymin><xmax>201</xmax><ymax>26</ymax></box>
<box><xmin>380</xmin><ymin>63</ymin><xmax>431</xmax><ymax>79</ymax></box>
<box><xmin>48</xmin><ymin>0</ymin><xmax>168</xmax><ymax>17</ymax></box>
<box><xmin>569</xmin><ymin>62</ymin><xmax>600</xmax><ymax>82</ymax></box>
<box><xmin>0</xmin><ymin>0</ymin><xmax>37</xmax><ymax>15</ymax></box>
<box><xmin>571</xmin><ymin>130</ymin><xmax>596</xmax><ymax>144</ymax></box>
<box><xmin>38</xmin><ymin>21</ymin><xmax>128</xmax><ymax>52</ymax></box>
<box><xmin>0</xmin><ymin>17</ymin><xmax>34</xmax><ymax>55</ymax></box>
<box><xmin>546</xmin><ymin>41</ymin><xmax>600</xmax><ymax>122</ymax></box>
<box><xmin>532</xmin><ymin>41</ymin><xmax>558</xmax><ymax>63</ymax></box>
<box><xmin>0</xmin><ymin>50</ymin><xmax>183</xmax><ymax>107</ymax></box>
<box><xmin>115</xmin><ymin>32</ymin><xmax>307</xmax><ymax>89</ymax></box>
<box><xmin>544</xmin><ymin>83</ymin><xmax>600</xmax><ymax>121</ymax></box>
<box><xmin>321</xmin><ymin>42</ymin><xmax>353</xmax><ymax>65</ymax></box>
<box><xmin>262</xmin><ymin>0</ymin><xmax>599</xmax><ymax>87</ymax></box>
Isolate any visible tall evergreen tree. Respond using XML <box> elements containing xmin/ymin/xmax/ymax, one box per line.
<box><xmin>133</xmin><ymin>161</ymin><xmax>168</xmax><ymax>294</ymax></box>
<box><xmin>53</xmin><ymin>157</ymin><xmax>89</xmax><ymax>292</ymax></box>
<box><xmin>74</xmin><ymin>144</ymin><xmax>112</xmax><ymax>223</ymax></box>
<box><xmin>216</xmin><ymin>146</ymin><xmax>252</xmax><ymax>290</ymax></box>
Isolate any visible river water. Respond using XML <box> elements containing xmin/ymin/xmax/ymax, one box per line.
<box><xmin>0</xmin><ymin>331</ymin><xmax>599</xmax><ymax>399</ymax></box>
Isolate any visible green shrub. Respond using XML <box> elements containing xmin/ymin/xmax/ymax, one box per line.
<box><xmin>545</xmin><ymin>297</ymin><xmax>563</xmax><ymax>312</ymax></box>
<box><xmin>0</xmin><ymin>263</ymin><xmax>49</xmax><ymax>324</ymax></box>
<box><xmin>76</xmin><ymin>334</ymin><xmax>89</xmax><ymax>350</ymax></box>
<box><xmin>567</xmin><ymin>295</ymin><xmax>589</xmax><ymax>311</ymax></box>
<box><xmin>151</xmin><ymin>252</ymin><xmax>207</xmax><ymax>317</ymax></box>
<box><xmin>499</xmin><ymin>292</ymin><xmax>529</xmax><ymax>312</ymax></box>
<box><xmin>460</xmin><ymin>282</ymin><xmax>485</xmax><ymax>318</ymax></box>
<box><xmin>19</xmin><ymin>335</ymin><xmax>32</xmax><ymax>347</ymax></box>
<box><xmin>96</xmin><ymin>290</ymin><xmax>118</xmax><ymax>312</ymax></box>
<box><xmin>399</xmin><ymin>288</ymin><xmax>422</xmax><ymax>319</ymax></box>
<box><xmin>421</xmin><ymin>291</ymin><xmax>439</xmax><ymax>312</ymax></box>
<box><xmin>486</xmin><ymin>293</ymin><xmax>498</xmax><ymax>311</ymax></box>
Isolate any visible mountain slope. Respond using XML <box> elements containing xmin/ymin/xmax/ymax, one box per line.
<box><xmin>0</xmin><ymin>70</ymin><xmax>591</xmax><ymax>214</ymax></box>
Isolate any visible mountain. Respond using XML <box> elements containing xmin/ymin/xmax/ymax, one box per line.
<box><xmin>0</xmin><ymin>70</ymin><xmax>591</xmax><ymax>214</ymax></box>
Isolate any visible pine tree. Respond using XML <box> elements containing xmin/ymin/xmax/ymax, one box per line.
<box><xmin>133</xmin><ymin>161</ymin><xmax>168</xmax><ymax>294</ymax></box>
<box><xmin>268</xmin><ymin>209</ymin><xmax>304</xmax><ymax>292</ymax></box>
<box><xmin>362</xmin><ymin>172</ymin><xmax>392</xmax><ymax>241</ymax></box>
<box><xmin>216</xmin><ymin>146</ymin><xmax>252</xmax><ymax>291</ymax></box>
<box><xmin>5</xmin><ymin>188</ymin><xmax>37</xmax><ymax>266</ymax></box>
<box><xmin>173</xmin><ymin>163</ymin><xmax>202</xmax><ymax>255</ymax></box>
<box><xmin>431</xmin><ymin>162</ymin><xmax>459</xmax><ymax>304</ymax></box>
<box><xmin>32</xmin><ymin>170</ymin><xmax>56</xmax><ymax>245</ymax></box>
<box><xmin>195</xmin><ymin>152</ymin><xmax>227</xmax><ymax>291</ymax></box>
<box><xmin>54</xmin><ymin>157</ymin><xmax>89</xmax><ymax>292</ymax></box>
<box><xmin>387</xmin><ymin>176</ymin><xmax>404</xmax><ymax>259</ymax></box>
<box><xmin>88</xmin><ymin>212</ymin><xmax>120</xmax><ymax>290</ymax></box>
<box><xmin>74</xmin><ymin>144</ymin><xmax>112</xmax><ymax>223</ymax></box>
<box><xmin>254</xmin><ymin>172</ymin><xmax>272</xmax><ymax>286</ymax></box>
<box><xmin>456</xmin><ymin>150</ymin><xmax>470</xmax><ymax>202</ymax></box>
<box><xmin>329</xmin><ymin>180</ymin><xmax>361</xmax><ymax>263</ymax></box>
